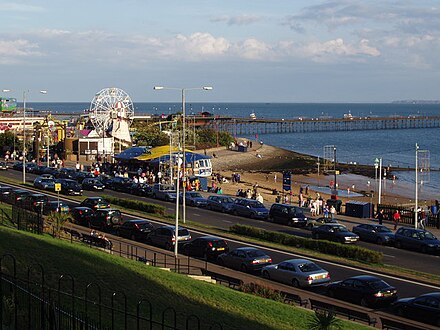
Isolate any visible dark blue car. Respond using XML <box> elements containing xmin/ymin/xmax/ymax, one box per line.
<box><xmin>352</xmin><ymin>223</ymin><xmax>395</xmax><ymax>245</ymax></box>
<box><xmin>395</xmin><ymin>227</ymin><xmax>440</xmax><ymax>254</ymax></box>
<box><xmin>206</xmin><ymin>195</ymin><xmax>235</xmax><ymax>213</ymax></box>
<box><xmin>231</xmin><ymin>198</ymin><xmax>269</xmax><ymax>220</ymax></box>
<box><xmin>180</xmin><ymin>191</ymin><xmax>208</xmax><ymax>207</ymax></box>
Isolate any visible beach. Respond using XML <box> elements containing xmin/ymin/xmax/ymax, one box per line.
<box><xmin>203</xmin><ymin>143</ymin><xmax>440</xmax><ymax>209</ymax></box>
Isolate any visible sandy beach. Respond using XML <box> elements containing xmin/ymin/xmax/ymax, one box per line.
<box><xmin>202</xmin><ymin>143</ymin><xmax>440</xmax><ymax>209</ymax></box>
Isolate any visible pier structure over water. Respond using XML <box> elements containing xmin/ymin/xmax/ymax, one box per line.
<box><xmin>200</xmin><ymin>115</ymin><xmax>440</xmax><ymax>135</ymax></box>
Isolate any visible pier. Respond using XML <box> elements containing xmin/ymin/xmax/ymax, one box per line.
<box><xmin>199</xmin><ymin>115</ymin><xmax>440</xmax><ymax>135</ymax></box>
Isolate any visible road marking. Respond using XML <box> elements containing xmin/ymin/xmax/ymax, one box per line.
<box><xmin>383</xmin><ymin>254</ymin><xmax>395</xmax><ymax>258</ymax></box>
<box><xmin>222</xmin><ymin>220</ymin><xmax>232</xmax><ymax>223</ymax></box>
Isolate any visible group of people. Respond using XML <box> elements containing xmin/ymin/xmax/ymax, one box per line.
<box><xmin>376</xmin><ymin>207</ymin><xmax>433</xmax><ymax>230</ymax></box>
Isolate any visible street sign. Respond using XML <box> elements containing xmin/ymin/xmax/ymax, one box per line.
<box><xmin>54</xmin><ymin>183</ymin><xmax>61</xmax><ymax>192</ymax></box>
<box><xmin>282</xmin><ymin>171</ymin><xmax>291</xmax><ymax>191</ymax></box>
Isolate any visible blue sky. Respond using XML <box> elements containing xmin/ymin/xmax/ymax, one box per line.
<box><xmin>1</xmin><ymin>0</ymin><xmax>440</xmax><ymax>102</ymax></box>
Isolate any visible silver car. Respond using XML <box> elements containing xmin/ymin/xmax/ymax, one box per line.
<box><xmin>262</xmin><ymin>258</ymin><xmax>330</xmax><ymax>288</ymax></box>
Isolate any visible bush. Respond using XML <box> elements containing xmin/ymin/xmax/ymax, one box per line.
<box><xmin>230</xmin><ymin>224</ymin><xmax>383</xmax><ymax>264</ymax></box>
<box><xmin>103</xmin><ymin>196</ymin><xmax>166</xmax><ymax>216</ymax></box>
<box><xmin>239</xmin><ymin>282</ymin><xmax>285</xmax><ymax>302</ymax></box>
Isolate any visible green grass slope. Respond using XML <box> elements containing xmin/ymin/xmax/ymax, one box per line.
<box><xmin>0</xmin><ymin>227</ymin><xmax>370</xmax><ymax>330</ymax></box>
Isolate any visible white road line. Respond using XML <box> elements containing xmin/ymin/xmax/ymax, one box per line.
<box><xmin>383</xmin><ymin>254</ymin><xmax>396</xmax><ymax>258</ymax></box>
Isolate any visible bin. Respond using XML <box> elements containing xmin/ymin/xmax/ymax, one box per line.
<box><xmin>345</xmin><ymin>201</ymin><xmax>372</xmax><ymax>218</ymax></box>
<box><xmin>237</xmin><ymin>145</ymin><xmax>248</xmax><ymax>152</ymax></box>
<box><xmin>326</xmin><ymin>199</ymin><xmax>342</xmax><ymax>214</ymax></box>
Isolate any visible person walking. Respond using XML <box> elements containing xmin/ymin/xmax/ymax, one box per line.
<box><xmin>376</xmin><ymin>209</ymin><xmax>384</xmax><ymax>225</ymax></box>
<box><xmin>323</xmin><ymin>204</ymin><xmax>329</xmax><ymax>219</ymax></box>
<box><xmin>393</xmin><ymin>210</ymin><xmax>401</xmax><ymax>230</ymax></box>
<box><xmin>330</xmin><ymin>205</ymin><xmax>336</xmax><ymax>219</ymax></box>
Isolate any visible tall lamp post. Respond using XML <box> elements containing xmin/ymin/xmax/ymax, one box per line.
<box><xmin>3</xmin><ymin>89</ymin><xmax>47</xmax><ymax>183</ymax></box>
<box><xmin>153</xmin><ymin>86</ymin><xmax>212</xmax><ymax>257</ymax></box>
<box><xmin>333</xmin><ymin>147</ymin><xmax>337</xmax><ymax>192</ymax></box>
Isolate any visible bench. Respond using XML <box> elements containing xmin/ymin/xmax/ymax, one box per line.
<box><xmin>380</xmin><ymin>317</ymin><xmax>427</xmax><ymax>330</ymax></box>
<box><xmin>309</xmin><ymin>298</ymin><xmax>377</xmax><ymax>327</ymax></box>
<box><xmin>279</xmin><ymin>291</ymin><xmax>309</xmax><ymax>307</ymax></box>
<box><xmin>63</xmin><ymin>227</ymin><xmax>82</xmax><ymax>239</ymax></box>
<box><xmin>81</xmin><ymin>234</ymin><xmax>113</xmax><ymax>250</ymax></box>
<box><xmin>201</xmin><ymin>269</ymin><xmax>243</xmax><ymax>289</ymax></box>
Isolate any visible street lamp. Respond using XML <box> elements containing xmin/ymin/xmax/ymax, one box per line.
<box><xmin>333</xmin><ymin>147</ymin><xmax>337</xmax><ymax>192</ymax></box>
<box><xmin>153</xmin><ymin>85</ymin><xmax>212</xmax><ymax>257</ymax></box>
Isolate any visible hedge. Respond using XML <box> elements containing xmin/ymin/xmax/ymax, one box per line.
<box><xmin>230</xmin><ymin>224</ymin><xmax>383</xmax><ymax>264</ymax></box>
<box><xmin>103</xmin><ymin>195</ymin><xmax>166</xmax><ymax>216</ymax></box>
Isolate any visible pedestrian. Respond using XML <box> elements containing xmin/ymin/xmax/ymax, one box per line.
<box><xmin>419</xmin><ymin>208</ymin><xmax>426</xmax><ymax>230</ymax></box>
<box><xmin>330</xmin><ymin>205</ymin><xmax>336</xmax><ymax>219</ymax></box>
<box><xmin>75</xmin><ymin>161</ymin><xmax>80</xmax><ymax>172</ymax></box>
<box><xmin>376</xmin><ymin>209</ymin><xmax>384</xmax><ymax>225</ymax></box>
<box><xmin>393</xmin><ymin>210</ymin><xmax>401</xmax><ymax>230</ymax></box>
<box><xmin>323</xmin><ymin>204</ymin><xmax>329</xmax><ymax>219</ymax></box>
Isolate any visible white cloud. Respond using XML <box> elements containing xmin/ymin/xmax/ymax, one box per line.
<box><xmin>234</xmin><ymin>38</ymin><xmax>272</xmax><ymax>60</ymax></box>
<box><xmin>210</xmin><ymin>15</ymin><xmax>262</xmax><ymax>26</ymax></box>
<box><xmin>0</xmin><ymin>2</ymin><xmax>44</xmax><ymax>12</ymax></box>
<box><xmin>0</xmin><ymin>39</ymin><xmax>42</xmax><ymax>64</ymax></box>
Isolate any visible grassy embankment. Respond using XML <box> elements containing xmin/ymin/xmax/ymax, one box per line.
<box><xmin>0</xmin><ymin>223</ymin><xmax>370</xmax><ymax>329</ymax></box>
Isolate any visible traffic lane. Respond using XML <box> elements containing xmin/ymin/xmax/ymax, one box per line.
<box><xmin>3</xmin><ymin>170</ymin><xmax>440</xmax><ymax>276</ymax></box>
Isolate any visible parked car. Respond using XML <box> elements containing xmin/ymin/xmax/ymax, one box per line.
<box><xmin>81</xmin><ymin>178</ymin><xmax>105</xmax><ymax>191</ymax></box>
<box><xmin>326</xmin><ymin>275</ymin><xmax>398</xmax><ymax>307</ymax></box>
<box><xmin>43</xmin><ymin>201</ymin><xmax>70</xmax><ymax>215</ymax></box>
<box><xmin>118</xmin><ymin>219</ymin><xmax>154</xmax><ymax>242</ymax></box>
<box><xmin>206</xmin><ymin>195</ymin><xmax>235</xmax><ymax>213</ymax></box>
<box><xmin>231</xmin><ymin>198</ymin><xmax>269</xmax><ymax>220</ymax></box>
<box><xmin>306</xmin><ymin>217</ymin><xmax>338</xmax><ymax>229</ymax></box>
<box><xmin>129</xmin><ymin>183</ymin><xmax>153</xmax><ymax>197</ymax></box>
<box><xmin>33</xmin><ymin>165</ymin><xmax>49</xmax><ymax>175</ymax></box>
<box><xmin>394</xmin><ymin>227</ymin><xmax>440</xmax><ymax>254</ymax></box>
<box><xmin>56</xmin><ymin>168</ymin><xmax>77</xmax><ymax>179</ymax></box>
<box><xmin>217</xmin><ymin>247</ymin><xmax>272</xmax><ymax>273</ymax></box>
<box><xmin>311</xmin><ymin>224</ymin><xmax>359</xmax><ymax>244</ymax></box>
<box><xmin>269</xmin><ymin>203</ymin><xmax>307</xmax><ymax>227</ymax></box>
<box><xmin>89</xmin><ymin>208</ymin><xmax>123</xmax><ymax>231</ymax></box>
<box><xmin>182</xmin><ymin>236</ymin><xmax>229</xmax><ymax>260</ymax></box>
<box><xmin>25</xmin><ymin>162</ymin><xmax>39</xmax><ymax>173</ymax></box>
<box><xmin>107</xmin><ymin>177</ymin><xmax>133</xmax><ymax>192</ymax></box>
<box><xmin>352</xmin><ymin>223</ymin><xmax>395</xmax><ymax>245</ymax></box>
<box><xmin>0</xmin><ymin>162</ymin><xmax>8</xmax><ymax>170</ymax></box>
<box><xmin>262</xmin><ymin>258</ymin><xmax>330</xmax><ymax>288</ymax></box>
<box><xmin>70</xmin><ymin>207</ymin><xmax>95</xmax><ymax>226</ymax></box>
<box><xmin>9</xmin><ymin>189</ymin><xmax>32</xmax><ymax>204</ymax></box>
<box><xmin>33</xmin><ymin>176</ymin><xmax>56</xmax><ymax>190</ymax></box>
<box><xmin>55</xmin><ymin>179</ymin><xmax>83</xmax><ymax>196</ymax></box>
<box><xmin>0</xmin><ymin>186</ymin><xmax>13</xmax><ymax>202</ymax></box>
<box><xmin>73</xmin><ymin>171</ymin><xmax>95</xmax><ymax>183</ymax></box>
<box><xmin>146</xmin><ymin>225</ymin><xmax>191</xmax><ymax>250</ymax></box>
<box><xmin>180</xmin><ymin>191</ymin><xmax>208</xmax><ymax>207</ymax></box>
<box><xmin>151</xmin><ymin>184</ymin><xmax>177</xmax><ymax>202</ymax></box>
<box><xmin>80</xmin><ymin>197</ymin><xmax>110</xmax><ymax>210</ymax></box>
<box><xmin>12</xmin><ymin>161</ymin><xmax>23</xmax><ymax>170</ymax></box>
<box><xmin>392</xmin><ymin>292</ymin><xmax>440</xmax><ymax>326</ymax></box>
<box><xmin>21</xmin><ymin>193</ymin><xmax>49</xmax><ymax>212</ymax></box>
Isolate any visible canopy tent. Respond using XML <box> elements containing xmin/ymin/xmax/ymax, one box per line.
<box><xmin>135</xmin><ymin>145</ymin><xmax>210</xmax><ymax>164</ymax></box>
<box><xmin>114</xmin><ymin>146</ymin><xmax>151</xmax><ymax>160</ymax></box>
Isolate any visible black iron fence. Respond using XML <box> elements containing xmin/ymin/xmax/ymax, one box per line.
<box><xmin>378</xmin><ymin>204</ymin><xmax>440</xmax><ymax>228</ymax></box>
<box><xmin>0</xmin><ymin>254</ymin><xmax>223</xmax><ymax>330</ymax></box>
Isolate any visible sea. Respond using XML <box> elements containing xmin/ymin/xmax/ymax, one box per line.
<box><xmin>25</xmin><ymin>102</ymin><xmax>440</xmax><ymax>194</ymax></box>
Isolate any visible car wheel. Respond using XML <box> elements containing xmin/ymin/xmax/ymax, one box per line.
<box><xmin>360</xmin><ymin>297</ymin><xmax>369</xmax><ymax>307</ymax></box>
<box><xmin>146</xmin><ymin>237</ymin><xmax>152</xmax><ymax>245</ymax></box>
<box><xmin>312</xmin><ymin>233</ymin><xmax>319</xmax><ymax>239</ymax></box>
<box><xmin>307</xmin><ymin>224</ymin><xmax>314</xmax><ymax>230</ymax></box>
<box><xmin>233</xmin><ymin>210</ymin><xmax>238</xmax><ymax>216</ymax></box>
<box><xmin>165</xmin><ymin>243</ymin><xmax>172</xmax><ymax>251</ymax></box>
<box><xmin>130</xmin><ymin>234</ymin><xmax>136</xmax><ymax>241</ymax></box>
<box><xmin>376</xmin><ymin>237</ymin><xmax>383</xmax><ymax>245</ymax></box>
<box><xmin>217</xmin><ymin>258</ymin><xmax>224</xmax><ymax>266</ymax></box>
<box><xmin>327</xmin><ymin>289</ymin><xmax>335</xmax><ymax>298</ymax></box>
<box><xmin>249</xmin><ymin>213</ymin><xmax>255</xmax><ymax>219</ymax></box>
<box><xmin>152</xmin><ymin>194</ymin><xmax>157</xmax><ymax>199</ymax></box>
<box><xmin>207</xmin><ymin>205</ymin><xmax>212</xmax><ymax>211</ymax></box>
<box><xmin>395</xmin><ymin>240</ymin><xmax>402</xmax><ymax>249</ymax></box>
<box><xmin>339</xmin><ymin>238</ymin><xmax>345</xmax><ymax>244</ymax></box>
<box><xmin>287</xmin><ymin>220</ymin><xmax>293</xmax><ymax>226</ymax></box>
<box><xmin>240</xmin><ymin>264</ymin><xmax>248</xmax><ymax>273</ymax></box>
<box><xmin>87</xmin><ymin>221</ymin><xmax>92</xmax><ymax>228</ymax></box>
<box><xmin>292</xmin><ymin>279</ymin><xmax>300</xmax><ymax>288</ymax></box>
<box><xmin>262</xmin><ymin>271</ymin><xmax>270</xmax><ymax>279</ymax></box>
<box><xmin>420</xmin><ymin>245</ymin><xmax>428</xmax><ymax>253</ymax></box>
<box><xmin>395</xmin><ymin>307</ymin><xmax>404</xmax><ymax>317</ymax></box>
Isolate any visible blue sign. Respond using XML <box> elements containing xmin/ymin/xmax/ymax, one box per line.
<box><xmin>282</xmin><ymin>171</ymin><xmax>291</xmax><ymax>191</ymax></box>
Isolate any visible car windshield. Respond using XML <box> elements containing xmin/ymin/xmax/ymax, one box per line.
<box><xmin>334</xmin><ymin>225</ymin><xmax>348</xmax><ymax>232</ymax></box>
<box><xmin>246</xmin><ymin>250</ymin><xmax>266</xmax><ymax>258</ymax></box>
<box><xmin>376</xmin><ymin>226</ymin><xmax>392</xmax><ymax>233</ymax></box>
<box><xmin>290</xmin><ymin>208</ymin><xmax>304</xmax><ymax>215</ymax></box>
<box><xmin>367</xmin><ymin>279</ymin><xmax>390</xmax><ymax>290</ymax></box>
<box><xmin>189</xmin><ymin>192</ymin><xmax>202</xmax><ymax>198</ymax></box>
<box><xmin>249</xmin><ymin>201</ymin><xmax>265</xmax><ymax>208</ymax></box>
<box><xmin>419</xmin><ymin>231</ymin><xmax>437</xmax><ymax>240</ymax></box>
<box><xmin>212</xmin><ymin>240</ymin><xmax>227</xmax><ymax>247</ymax></box>
<box><xmin>178</xmin><ymin>229</ymin><xmax>190</xmax><ymax>236</ymax></box>
<box><xmin>298</xmin><ymin>262</ymin><xmax>320</xmax><ymax>272</ymax></box>
<box><xmin>138</xmin><ymin>223</ymin><xmax>152</xmax><ymax>230</ymax></box>
<box><xmin>222</xmin><ymin>197</ymin><xmax>235</xmax><ymax>203</ymax></box>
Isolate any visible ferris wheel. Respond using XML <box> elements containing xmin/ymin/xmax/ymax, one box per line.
<box><xmin>89</xmin><ymin>87</ymin><xmax>134</xmax><ymax>136</ymax></box>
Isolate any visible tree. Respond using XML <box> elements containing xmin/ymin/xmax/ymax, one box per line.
<box><xmin>46</xmin><ymin>212</ymin><xmax>71</xmax><ymax>238</ymax></box>
<box><xmin>0</xmin><ymin>131</ymin><xmax>18</xmax><ymax>154</ymax></box>
<box><xmin>133</xmin><ymin>125</ymin><xmax>169</xmax><ymax>147</ymax></box>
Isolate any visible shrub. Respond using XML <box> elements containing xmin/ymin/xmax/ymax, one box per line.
<box><xmin>239</xmin><ymin>282</ymin><xmax>285</xmax><ymax>302</ymax></box>
<box><xmin>103</xmin><ymin>196</ymin><xmax>166</xmax><ymax>216</ymax></box>
<box><xmin>230</xmin><ymin>224</ymin><xmax>383</xmax><ymax>264</ymax></box>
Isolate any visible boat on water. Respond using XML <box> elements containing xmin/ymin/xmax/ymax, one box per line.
<box><xmin>343</xmin><ymin>111</ymin><xmax>354</xmax><ymax>119</ymax></box>
<box><xmin>250</xmin><ymin>112</ymin><xmax>257</xmax><ymax>120</ymax></box>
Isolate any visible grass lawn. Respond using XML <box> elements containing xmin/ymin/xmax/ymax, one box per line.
<box><xmin>0</xmin><ymin>226</ymin><xmax>370</xmax><ymax>330</ymax></box>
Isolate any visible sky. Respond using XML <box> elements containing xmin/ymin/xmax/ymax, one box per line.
<box><xmin>1</xmin><ymin>0</ymin><xmax>440</xmax><ymax>103</ymax></box>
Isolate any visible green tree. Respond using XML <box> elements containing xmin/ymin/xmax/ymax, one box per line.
<box><xmin>196</xmin><ymin>128</ymin><xmax>233</xmax><ymax>148</ymax></box>
<box><xmin>0</xmin><ymin>131</ymin><xmax>18</xmax><ymax>154</ymax></box>
<box><xmin>133</xmin><ymin>125</ymin><xmax>170</xmax><ymax>147</ymax></box>
<box><xmin>46</xmin><ymin>212</ymin><xmax>71</xmax><ymax>238</ymax></box>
